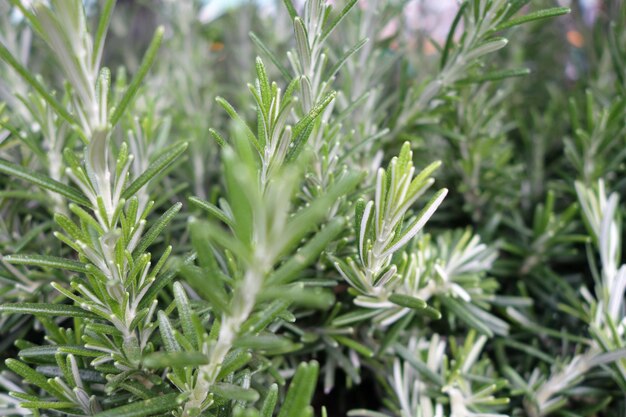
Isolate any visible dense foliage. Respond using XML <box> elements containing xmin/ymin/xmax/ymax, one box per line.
<box><xmin>0</xmin><ymin>0</ymin><xmax>625</xmax><ymax>416</ymax></box>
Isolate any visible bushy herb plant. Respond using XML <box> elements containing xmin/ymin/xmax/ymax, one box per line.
<box><xmin>0</xmin><ymin>0</ymin><xmax>625</xmax><ymax>416</ymax></box>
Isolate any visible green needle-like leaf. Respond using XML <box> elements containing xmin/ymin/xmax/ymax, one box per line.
<box><xmin>122</xmin><ymin>142</ymin><xmax>188</xmax><ymax>200</ymax></box>
<box><xmin>143</xmin><ymin>351</ymin><xmax>208</xmax><ymax>368</ymax></box>
<box><xmin>110</xmin><ymin>26</ymin><xmax>164</xmax><ymax>125</ymax></box>
<box><xmin>212</xmin><ymin>383</ymin><xmax>260</xmax><ymax>402</ymax></box>
<box><xmin>0</xmin><ymin>303</ymin><xmax>99</xmax><ymax>319</ymax></box>
<box><xmin>93</xmin><ymin>393</ymin><xmax>181</xmax><ymax>417</ymax></box>
<box><xmin>3</xmin><ymin>254</ymin><xmax>88</xmax><ymax>273</ymax></box>
<box><xmin>277</xmin><ymin>361</ymin><xmax>319</xmax><ymax>417</ymax></box>
<box><xmin>0</xmin><ymin>159</ymin><xmax>90</xmax><ymax>205</ymax></box>
<box><xmin>158</xmin><ymin>311</ymin><xmax>181</xmax><ymax>352</ymax></box>
<box><xmin>0</xmin><ymin>43</ymin><xmax>76</xmax><ymax>124</ymax></box>
<box><xmin>133</xmin><ymin>202</ymin><xmax>182</xmax><ymax>256</ymax></box>
<box><xmin>388</xmin><ymin>294</ymin><xmax>428</xmax><ymax>310</ymax></box>
<box><xmin>495</xmin><ymin>7</ymin><xmax>571</xmax><ymax>31</ymax></box>
<box><xmin>173</xmin><ymin>282</ymin><xmax>198</xmax><ymax>349</ymax></box>
<box><xmin>19</xmin><ymin>345</ymin><xmax>101</xmax><ymax>358</ymax></box>
<box><xmin>188</xmin><ymin>196</ymin><xmax>233</xmax><ymax>227</ymax></box>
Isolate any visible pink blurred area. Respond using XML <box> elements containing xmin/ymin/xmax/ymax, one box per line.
<box><xmin>401</xmin><ymin>0</ymin><xmax>461</xmax><ymax>42</ymax></box>
<box><xmin>348</xmin><ymin>0</ymin><xmax>602</xmax><ymax>45</ymax></box>
<box><xmin>365</xmin><ymin>0</ymin><xmax>461</xmax><ymax>43</ymax></box>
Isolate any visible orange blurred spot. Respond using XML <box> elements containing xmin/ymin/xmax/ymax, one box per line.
<box><xmin>423</xmin><ymin>39</ymin><xmax>437</xmax><ymax>56</ymax></box>
<box><xmin>210</xmin><ymin>42</ymin><xmax>224</xmax><ymax>52</ymax></box>
<box><xmin>566</xmin><ymin>30</ymin><xmax>584</xmax><ymax>48</ymax></box>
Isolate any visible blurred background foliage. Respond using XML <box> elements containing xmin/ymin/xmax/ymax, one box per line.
<box><xmin>1</xmin><ymin>0</ymin><xmax>625</xmax><ymax>416</ymax></box>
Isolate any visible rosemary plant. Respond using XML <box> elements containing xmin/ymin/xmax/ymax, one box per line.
<box><xmin>1</xmin><ymin>0</ymin><xmax>625</xmax><ymax>416</ymax></box>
